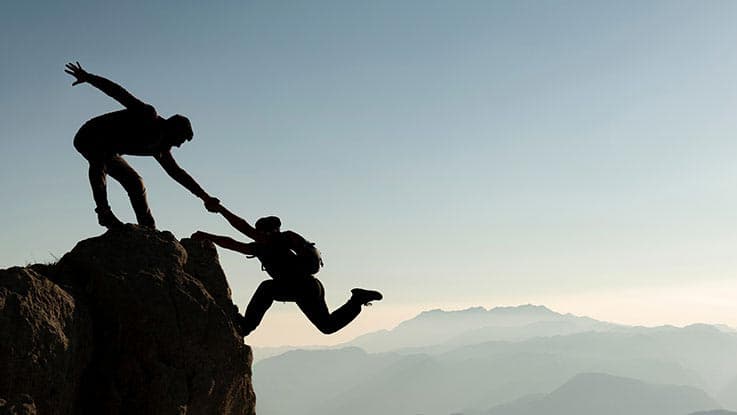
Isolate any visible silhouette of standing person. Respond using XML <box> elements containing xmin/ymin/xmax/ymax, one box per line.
<box><xmin>65</xmin><ymin>62</ymin><xmax>218</xmax><ymax>229</ymax></box>
<box><xmin>192</xmin><ymin>203</ymin><xmax>382</xmax><ymax>336</ymax></box>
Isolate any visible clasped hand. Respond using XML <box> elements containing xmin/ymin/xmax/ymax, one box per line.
<box><xmin>204</xmin><ymin>196</ymin><xmax>221</xmax><ymax>213</ymax></box>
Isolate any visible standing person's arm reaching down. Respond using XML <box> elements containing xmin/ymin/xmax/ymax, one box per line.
<box><xmin>155</xmin><ymin>150</ymin><xmax>220</xmax><ymax>209</ymax></box>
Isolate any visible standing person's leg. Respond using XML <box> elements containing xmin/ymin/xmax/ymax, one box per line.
<box><xmin>296</xmin><ymin>279</ymin><xmax>363</xmax><ymax>335</ymax></box>
<box><xmin>87</xmin><ymin>159</ymin><xmax>124</xmax><ymax>228</ymax></box>
<box><xmin>74</xmin><ymin>129</ymin><xmax>122</xmax><ymax>228</ymax></box>
<box><xmin>106</xmin><ymin>155</ymin><xmax>155</xmax><ymax>228</ymax></box>
<box><xmin>86</xmin><ymin>159</ymin><xmax>108</xmax><ymax>211</ymax></box>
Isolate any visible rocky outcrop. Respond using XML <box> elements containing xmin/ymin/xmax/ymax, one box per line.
<box><xmin>0</xmin><ymin>226</ymin><xmax>255</xmax><ymax>415</ymax></box>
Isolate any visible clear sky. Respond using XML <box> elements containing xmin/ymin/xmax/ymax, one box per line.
<box><xmin>2</xmin><ymin>1</ymin><xmax>737</xmax><ymax>346</ymax></box>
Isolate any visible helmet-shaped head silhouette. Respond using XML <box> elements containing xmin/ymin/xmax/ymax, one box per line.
<box><xmin>165</xmin><ymin>114</ymin><xmax>193</xmax><ymax>147</ymax></box>
<box><xmin>255</xmin><ymin>216</ymin><xmax>281</xmax><ymax>233</ymax></box>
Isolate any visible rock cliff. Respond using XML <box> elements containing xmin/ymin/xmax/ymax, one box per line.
<box><xmin>0</xmin><ymin>226</ymin><xmax>255</xmax><ymax>415</ymax></box>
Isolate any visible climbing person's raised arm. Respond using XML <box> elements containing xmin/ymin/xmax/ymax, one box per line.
<box><xmin>191</xmin><ymin>231</ymin><xmax>255</xmax><ymax>256</ymax></box>
<box><xmin>64</xmin><ymin>62</ymin><xmax>150</xmax><ymax>112</ymax></box>
<box><xmin>155</xmin><ymin>150</ymin><xmax>219</xmax><ymax>206</ymax></box>
<box><xmin>211</xmin><ymin>204</ymin><xmax>265</xmax><ymax>242</ymax></box>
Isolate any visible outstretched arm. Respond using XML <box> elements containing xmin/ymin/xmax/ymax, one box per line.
<box><xmin>65</xmin><ymin>62</ymin><xmax>150</xmax><ymax>111</ymax></box>
<box><xmin>191</xmin><ymin>231</ymin><xmax>255</xmax><ymax>256</ymax></box>
<box><xmin>155</xmin><ymin>151</ymin><xmax>219</xmax><ymax>205</ymax></box>
<box><xmin>210</xmin><ymin>203</ymin><xmax>265</xmax><ymax>242</ymax></box>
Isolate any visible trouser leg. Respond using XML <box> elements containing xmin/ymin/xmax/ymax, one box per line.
<box><xmin>242</xmin><ymin>280</ymin><xmax>278</xmax><ymax>335</ymax></box>
<box><xmin>86</xmin><ymin>159</ymin><xmax>123</xmax><ymax>228</ymax></box>
<box><xmin>296</xmin><ymin>279</ymin><xmax>362</xmax><ymax>335</ymax></box>
<box><xmin>88</xmin><ymin>160</ymin><xmax>109</xmax><ymax>210</ymax></box>
<box><xmin>75</xmin><ymin>132</ymin><xmax>108</xmax><ymax>212</ymax></box>
<box><xmin>74</xmin><ymin>130</ymin><xmax>124</xmax><ymax>228</ymax></box>
<box><xmin>106</xmin><ymin>156</ymin><xmax>155</xmax><ymax>228</ymax></box>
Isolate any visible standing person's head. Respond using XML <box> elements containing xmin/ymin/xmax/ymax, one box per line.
<box><xmin>164</xmin><ymin>114</ymin><xmax>193</xmax><ymax>147</ymax></box>
<box><xmin>256</xmin><ymin>216</ymin><xmax>281</xmax><ymax>235</ymax></box>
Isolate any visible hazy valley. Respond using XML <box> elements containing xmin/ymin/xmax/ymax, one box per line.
<box><xmin>254</xmin><ymin>305</ymin><xmax>737</xmax><ymax>415</ymax></box>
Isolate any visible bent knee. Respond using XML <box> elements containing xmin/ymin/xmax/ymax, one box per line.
<box><xmin>256</xmin><ymin>280</ymin><xmax>276</xmax><ymax>294</ymax></box>
<box><xmin>312</xmin><ymin>319</ymin><xmax>339</xmax><ymax>335</ymax></box>
<box><xmin>318</xmin><ymin>325</ymin><xmax>339</xmax><ymax>335</ymax></box>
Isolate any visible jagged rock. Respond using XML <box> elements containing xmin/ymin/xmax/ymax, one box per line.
<box><xmin>0</xmin><ymin>225</ymin><xmax>255</xmax><ymax>415</ymax></box>
<box><xmin>0</xmin><ymin>267</ymin><xmax>90</xmax><ymax>415</ymax></box>
<box><xmin>0</xmin><ymin>394</ymin><xmax>37</xmax><ymax>415</ymax></box>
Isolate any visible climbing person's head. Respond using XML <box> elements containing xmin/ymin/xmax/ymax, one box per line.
<box><xmin>164</xmin><ymin>114</ymin><xmax>193</xmax><ymax>147</ymax></box>
<box><xmin>255</xmin><ymin>216</ymin><xmax>281</xmax><ymax>235</ymax></box>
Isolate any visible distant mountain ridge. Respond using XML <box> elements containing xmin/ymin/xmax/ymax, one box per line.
<box><xmin>483</xmin><ymin>373</ymin><xmax>720</xmax><ymax>415</ymax></box>
<box><xmin>341</xmin><ymin>304</ymin><xmax>621</xmax><ymax>353</ymax></box>
<box><xmin>254</xmin><ymin>305</ymin><xmax>736</xmax><ymax>359</ymax></box>
<box><xmin>253</xmin><ymin>304</ymin><xmax>737</xmax><ymax>415</ymax></box>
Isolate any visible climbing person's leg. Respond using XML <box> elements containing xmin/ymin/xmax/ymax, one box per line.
<box><xmin>349</xmin><ymin>288</ymin><xmax>383</xmax><ymax>305</ymax></box>
<box><xmin>241</xmin><ymin>279</ymin><xmax>286</xmax><ymax>336</ymax></box>
<box><xmin>106</xmin><ymin>155</ymin><xmax>155</xmax><ymax>228</ymax></box>
<box><xmin>296</xmin><ymin>278</ymin><xmax>366</xmax><ymax>335</ymax></box>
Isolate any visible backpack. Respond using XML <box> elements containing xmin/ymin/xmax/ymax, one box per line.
<box><xmin>289</xmin><ymin>239</ymin><xmax>324</xmax><ymax>275</ymax></box>
<box><xmin>253</xmin><ymin>232</ymin><xmax>324</xmax><ymax>277</ymax></box>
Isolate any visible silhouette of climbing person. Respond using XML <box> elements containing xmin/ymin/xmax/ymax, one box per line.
<box><xmin>192</xmin><ymin>203</ymin><xmax>382</xmax><ymax>336</ymax></box>
<box><xmin>65</xmin><ymin>62</ymin><xmax>218</xmax><ymax>229</ymax></box>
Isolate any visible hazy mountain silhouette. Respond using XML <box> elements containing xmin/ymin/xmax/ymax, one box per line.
<box><xmin>719</xmin><ymin>376</ymin><xmax>737</xmax><ymax>410</ymax></box>
<box><xmin>342</xmin><ymin>304</ymin><xmax>618</xmax><ymax>353</ymax></box>
<box><xmin>690</xmin><ymin>411</ymin><xmax>737</xmax><ymax>415</ymax></box>
<box><xmin>254</xmin><ymin>347</ymin><xmax>407</xmax><ymax>415</ymax></box>
<box><xmin>254</xmin><ymin>305</ymin><xmax>737</xmax><ymax>415</ymax></box>
<box><xmin>252</xmin><ymin>344</ymin><xmax>327</xmax><ymax>362</ymax></box>
<box><xmin>624</xmin><ymin>324</ymin><xmax>737</xmax><ymax>393</ymax></box>
<box><xmin>482</xmin><ymin>373</ymin><xmax>719</xmax><ymax>415</ymax></box>
<box><xmin>713</xmin><ymin>324</ymin><xmax>737</xmax><ymax>334</ymax></box>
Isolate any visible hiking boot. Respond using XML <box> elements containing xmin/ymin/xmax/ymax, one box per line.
<box><xmin>131</xmin><ymin>196</ymin><xmax>156</xmax><ymax>229</ymax></box>
<box><xmin>95</xmin><ymin>207</ymin><xmax>124</xmax><ymax>229</ymax></box>
<box><xmin>136</xmin><ymin>212</ymin><xmax>156</xmax><ymax>229</ymax></box>
<box><xmin>351</xmin><ymin>288</ymin><xmax>383</xmax><ymax>306</ymax></box>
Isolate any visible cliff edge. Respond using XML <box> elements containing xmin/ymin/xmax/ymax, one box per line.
<box><xmin>0</xmin><ymin>225</ymin><xmax>255</xmax><ymax>415</ymax></box>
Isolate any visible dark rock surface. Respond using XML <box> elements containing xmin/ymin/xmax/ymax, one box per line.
<box><xmin>0</xmin><ymin>394</ymin><xmax>37</xmax><ymax>415</ymax></box>
<box><xmin>0</xmin><ymin>226</ymin><xmax>255</xmax><ymax>415</ymax></box>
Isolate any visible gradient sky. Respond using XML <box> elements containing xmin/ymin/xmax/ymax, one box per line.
<box><xmin>2</xmin><ymin>1</ymin><xmax>737</xmax><ymax>346</ymax></box>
